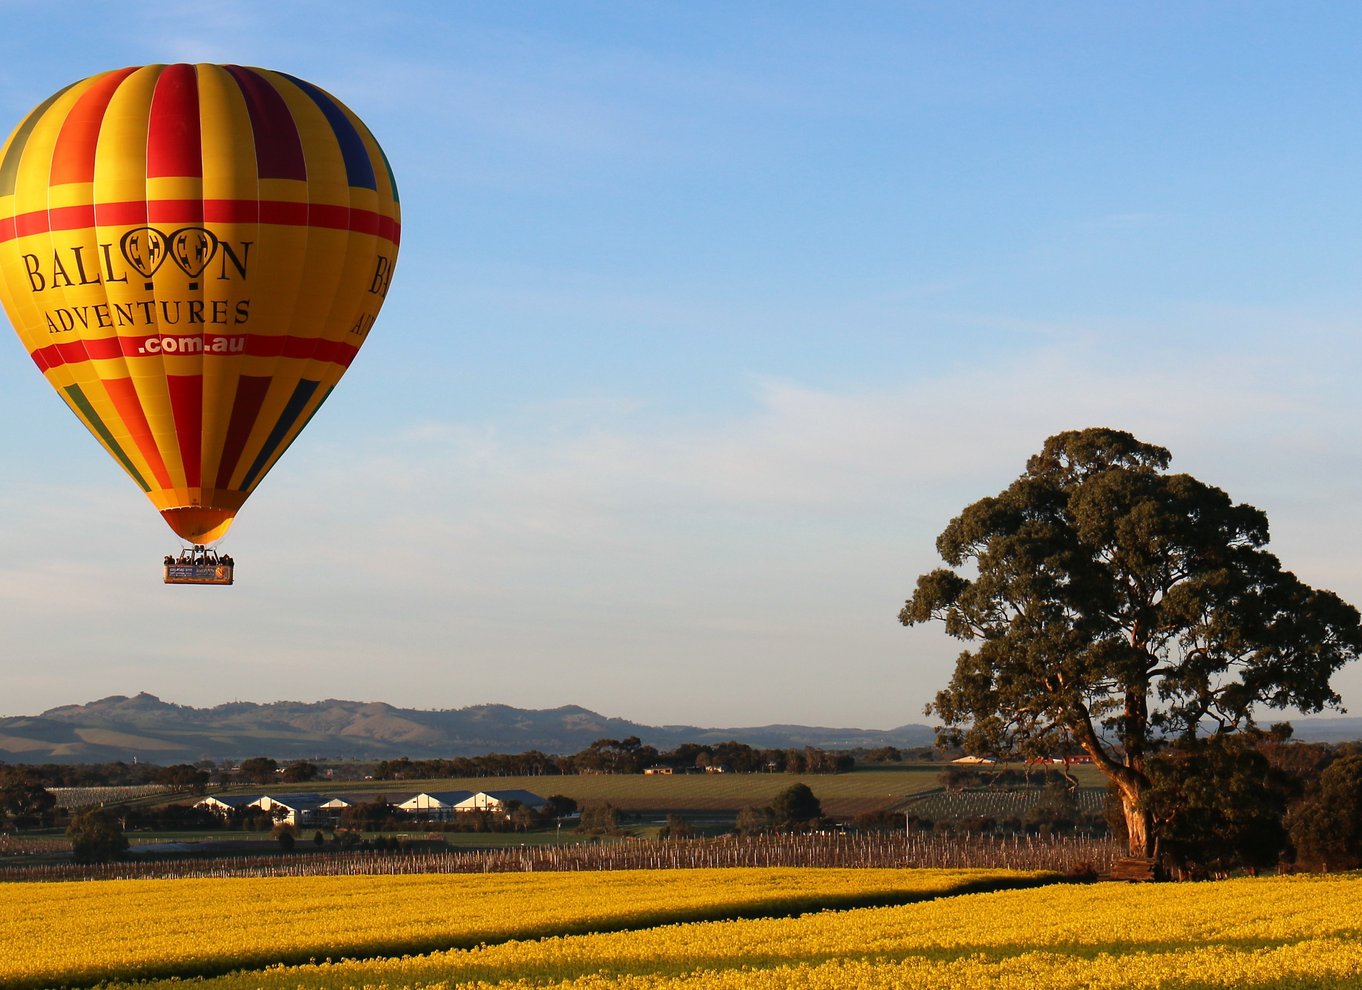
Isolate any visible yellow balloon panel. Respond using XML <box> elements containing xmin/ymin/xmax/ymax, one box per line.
<box><xmin>0</xmin><ymin>64</ymin><xmax>400</xmax><ymax>543</ymax></box>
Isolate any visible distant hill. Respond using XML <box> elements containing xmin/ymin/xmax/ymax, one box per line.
<box><xmin>0</xmin><ymin>693</ymin><xmax>938</xmax><ymax>764</ymax></box>
<box><xmin>4</xmin><ymin>694</ymin><xmax>1358</xmax><ymax>765</ymax></box>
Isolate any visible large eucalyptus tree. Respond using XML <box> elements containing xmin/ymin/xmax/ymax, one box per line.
<box><xmin>900</xmin><ymin>428</ymin><xmax>1362</xmax><ymax>856</ymax></box>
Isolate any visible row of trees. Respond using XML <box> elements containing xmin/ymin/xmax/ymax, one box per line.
<box><xmin>573</xmin><ymin>783</ymin><xmax>827</xmax><ymax>837</ymax></box>
<box><xmin>371</xmin><ymin>739</ymin><xmax>854</xmax><ymax>779</ymax></box>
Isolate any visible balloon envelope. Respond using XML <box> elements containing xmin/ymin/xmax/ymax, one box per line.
<box><xmin>0</xmin><ymin>64</ymin><xmax>400</xmax><ymax>543</ymax></box>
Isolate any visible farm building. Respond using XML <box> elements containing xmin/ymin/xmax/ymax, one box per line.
<box><xmin>196</xmin><ymin>793</ymin><xmax>339</xmax><ymax>827</ymax></box>
<box><xmin>396</xmin><ymin>791</ymin><xmax>475</xmax><ymax>821</ymax></box>
<box><xmin>196</xmin><ymin>795</ymin><xmax>258</xmax><ymax>815</ymax></box>
<box><xmin>249</xmin><ymin>793</ymin><xmax>337</xmax><ymax>827</ymax></box>
<box><xmin>455</xmin><ymin>790</ymin><xmax>547</xmax><ymax>813</ymax></box>
<box><xmin>195</xmin><ymin>790</ymin><xmax>546</xmax><ymax>825</ymax></box>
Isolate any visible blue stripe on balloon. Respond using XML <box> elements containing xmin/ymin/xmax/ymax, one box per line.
<box><xmin>279</xmin><ymin>73</ymin><xmax>377</xmax><ymax>192</ymax></box>
<box><xmin>239</xmin><ymin>378</ymin><xmax>321</xmax><ymax>491</ymax></box>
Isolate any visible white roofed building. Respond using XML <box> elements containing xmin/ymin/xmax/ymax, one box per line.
<box><xmin>396</xmin><ymin>791</ymin><xmax>475</xmax><ymax>822</ymax></box>
<box><xmin>247</xmin><ymin>793</ymin><xmax>335</xmax><ymax>827</ymax></box>
<box><xmin>454</xmin><ymin>790</ymin><xmax>547</xmax><ymax>814</ymax></box>
<box><xmin>196</xmin><ymin>794</ymin><xmax>260</xmax><ymax>816</ymax></box>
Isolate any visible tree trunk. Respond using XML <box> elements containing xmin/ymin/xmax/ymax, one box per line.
<box><xmin>1118</xmin><ymin>782</ymin><xmax>1154</xmax><ymax>858</ymax></box>
<box><xmin>1069</xmin><ymin>711</ymin><xmax>1155</xmax><ymax>857</ymax></box>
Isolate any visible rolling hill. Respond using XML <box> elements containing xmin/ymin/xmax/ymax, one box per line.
<box><xmin>5</xmin><ymin>694</ymin><xmax>1359</xmax><ymax>765</ymax></box>
<box><xmin>0</xmin><ymin>693</ymin><xmax>937</xmax><ymax>763</ymax></box>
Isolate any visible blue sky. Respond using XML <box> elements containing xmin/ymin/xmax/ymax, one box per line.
<box><xmin>2</xmin><ymin>2</ymin><xmax>1362</xmax><ymax>732</ymax></box>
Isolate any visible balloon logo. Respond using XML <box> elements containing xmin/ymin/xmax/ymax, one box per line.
<box><xmin>121</xmin><ymin>228</ymin><xmax>171</xmax><ymax>282</ymax></box>
<box><xmin>0</xmin><ymin>64</ymin><xmax>400</xmax><ymax>547</ymax></box>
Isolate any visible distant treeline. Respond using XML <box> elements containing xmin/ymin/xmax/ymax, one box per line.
<box><xmin>0</xmin><ymin>740</ymin><xmax>936</xmax><ymax>793</ymax></box>
<box><xmin>372</xmin><ymin>738</ymin><xmax>865</xmax><ymax>779</ymax></box>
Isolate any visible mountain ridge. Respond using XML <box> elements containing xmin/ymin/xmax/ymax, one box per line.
<box><xmin>2</xmin><ymin>694</ymin><xmax>938</xmax><ymax>763</ymax></box>
<box><xmin>5</xmin><ymin>694</ymin><xmax>1360</xmax><ymax>764</ymax></box>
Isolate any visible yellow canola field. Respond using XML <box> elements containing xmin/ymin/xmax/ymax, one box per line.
<box><xmin>118</xmin><ymin>872</ymin><xmax>1362</xmax><ymax>990</ymax></box>
<box><xmin>0</xmin><ymin>867</ymin><xmax>1037</xmax><ymax>989</ymax></box>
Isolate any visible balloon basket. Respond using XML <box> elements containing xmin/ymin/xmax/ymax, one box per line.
<box><xmin>163</xmin><ymin>546</ymin><xmax>235</xmax><ymax>586</ymax></box>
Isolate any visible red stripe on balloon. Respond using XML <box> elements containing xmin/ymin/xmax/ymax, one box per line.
<box><xmin>101</xmin><ymin>377</ymin><xmax>175</xmax><ymax>489</ymax></box>
<box><xmin>96</xmin><ymin>202</ymin><xmax>146</xmax><ymax>225</ymax></box>
<box><xmin>147</xmin><ymin>65</ymin><xmax>203</xmax><ymax>179</ymax></box>
<box><xmin>167</xmin><ymin>373</ymin><xmax>203</xmax><ymax>488</ymax></box>
<box><xmin>29</xmin><ymin>332</ymin><xmax>360</xmax><ymax>369</ymax></box>
<box><xmin>49</xmin><ymin>68</ymin><xmax>138</xmax><ymax>186</ymax></box>
<box><xmin>216</xmin><ymin>375</ymin><xmax>272</xmax><ymax>490</ymax></box>
<box><xmin>0</xmin><ymin>200</ymin><xmax>400</xmax><ymax>243</ymax></box>
<box><xmin>149</xmin><ymin>200</ymin><xmax>204</xmax><ymax>225</ymax></box>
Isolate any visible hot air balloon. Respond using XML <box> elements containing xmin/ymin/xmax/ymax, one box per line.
<box><xmin>0</xmin><ymin>64</ymin><xmax>399</xmax><ymax>583</ymax></box>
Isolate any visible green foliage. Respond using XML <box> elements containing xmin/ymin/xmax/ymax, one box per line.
<box><xmin>236</xmin><ymin>757</ymin><xmax>279</xmax><ymax>784</ymax></box>
<box><xmin>67</xmin><ymin>809</ymin><xmax>129</xmax><ymax>863</ymax></box>
<box><xmin>1144</xmin><ymin>734</ymin><xmax>1293</xmax><ymax>875</ymax></box>
<box><xmin>770</xmin><ymin>783</ymin><xmax>823</xmax><ymax>829</ymax></box>
<box><xmin>658</xmin><ymin>813</ymin><xmax>697</xmax><ymax>839</ymax></box>
<box><xmin>1287</xmin><ymin>752</ymin><xmax>1362</xmax><ymax>870</ymax></box>
<box><xmin>280</xmin><ymin>761</ymin><xmax>318</xmax><ymax>783</ymax></box>
<box><xmin>734</xmin><ymin>805</ymin><xmax>774</xmax><ymax>835</ymax></box>
<box><xmin>572</xmin><ymin>737</ymin><xmax>660</xmax><ymax>774</ymax></box>
<box><xmin>900</xmin><ymin>427</ymin><xmax>1362</xmax><ymax>855</ymax></box>
<box><xmin>340</xmin><ymin>798</ymin><xmax>399</xmax><ymax>830</ymax></box>
<box><xmin>0</xmin><ymin>766</ymin><xmax>55</xmax><ymax>825</ymax></box>
<box><xmin>543</xmin><ymin>794</ymin><xmax>578</xmax><ymax>820</ymax></box>
<box><xmin>576</xmin><ymin>802</ymin><xmax>622</xmax><ymax>835</ymax></box>
<box><xmin>153</xmin><ymin>764</ymin><xmax>210</xmax><ymax>794</ymax></box>
<box><xmin>859</xmin><ymin>746</ymin><xmax>904</xmax><ymax>763</ymax></box>
<box><xmin>119</xmin><ymin>802</ymin><xmax>223</xmax><ymax>831</ymax></box>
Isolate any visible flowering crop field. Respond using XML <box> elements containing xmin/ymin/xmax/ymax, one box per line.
<box><xmin>121</xmin><ymin>872</ymin><xmax>1362</xmax><ymax>990</ymax></box>
<box><xmin>11</xmin><ymin>871</ymin><xmax>1362</xmax><ymax>990</ymax></box>
<box><xmin>0</xmin><ymin>867</ymin><xmax>1044</xmax><ymax>989</ymax></box>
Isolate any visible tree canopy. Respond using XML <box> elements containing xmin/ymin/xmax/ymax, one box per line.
<box><xmin>770</xmin><ymin>782</ymin><xmax>823</xmax><ymax>829</ymax></box>
<box><xmin>67</xmin><ymin>809</ymin><xmax>128</xmax><ymax>864</ymax></box>
<box><xmin>0</xmin><ymin>766</ymin><xmax>55</xmax><ymax>825</ymax></box>
<box><xmin>900</xmin><ymin>427</ymin><xmax>1362</xmax><ymax>857</ymax></box>
<box><xmin>236</xmin><ymin>757</ymin><xmax>279</xmax><ymax>784</ymax></box>
<box><xmin>1286</xmin><ymin>751</ymin><xmax>1362</xmax><ymax>870</ymax></box>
